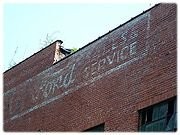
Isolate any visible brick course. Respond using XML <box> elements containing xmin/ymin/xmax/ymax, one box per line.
<box><xmin>4</xmin><ymin>42</ymin><xmax>56</xmax><ymax>92</ymax></box>
<box><xmin>3</xmin><ymin>3</ymin><xmax>177</xmax><ymax>131</ymax></box>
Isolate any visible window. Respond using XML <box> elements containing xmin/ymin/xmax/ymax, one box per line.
<box><xmin>84</xmin><ymin>123</ymin><xmax>105</xmax><ymax>132</ymax></box>
<box><xmin>139</xmin><ymin>97</ymin><xmax>177</xmax><ymax>131</ymax></box>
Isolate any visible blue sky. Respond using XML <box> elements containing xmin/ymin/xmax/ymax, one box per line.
<box><xmin>3</xmin><ymin>3</ymin><xmax>156</xmax><ymax>71</ymax></box>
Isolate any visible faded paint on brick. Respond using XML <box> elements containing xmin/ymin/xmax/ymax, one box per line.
<box><xmin>4</xmin><ymin>12</ymin><xmax>150</xmax><ymax>122</ymax></box>
<box><xmin>4</xmin><ymin>4</ymin><xmax>177</xmax><ymax>131</ymax></box>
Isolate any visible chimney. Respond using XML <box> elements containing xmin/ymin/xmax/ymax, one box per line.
<box><xmin>53</xmin><ymin>40</ymin><xmax>65</xmax><ymax>64</ymax></box>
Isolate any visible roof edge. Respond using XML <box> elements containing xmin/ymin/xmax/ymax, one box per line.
<box><xmin>4</xmin><ymin>3</ymin><xmax>160</xmax><ymax>73</ymax></box>
<box><xmin>52</xmin><ymin>3</ymin><xmax>160</xmax><ymax>66</ymax></box>
<box><xmin>4</xmin><ymin>40</ymin><xmax>57</xmax><ymax>73</ymax></box>
<box><xmin>78</xmin><ymin>3</ymin><xmax>160</xmax><ymax>51</ymax></box>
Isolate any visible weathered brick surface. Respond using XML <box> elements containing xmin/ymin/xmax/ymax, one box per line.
<box><xmin>3</xmin><ymin>3</ymin><xmax>177</xmax><ymax>131</ymax></box>
<box><xmin>3</xmin><ymin>42</ymin><xmax>56</xmax><ymax>92</ymax></box>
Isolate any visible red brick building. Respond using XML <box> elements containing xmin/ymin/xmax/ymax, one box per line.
<box><xmin>4</xmin><ymin>3</ymin><xmax>177</xmax><ymax>131</ymax></box>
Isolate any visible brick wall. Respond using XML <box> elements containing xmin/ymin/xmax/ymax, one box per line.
<box><xmin>4</xmin><ymin>42</ymin><xmax>56</xmax><ymax>92</ymax></box>
<box><xmin>3</xmin><ymin>3</ymin><xmax>177</xmax><ymax>131</ymax></box>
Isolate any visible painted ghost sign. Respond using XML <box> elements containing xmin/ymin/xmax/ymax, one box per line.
<box><xmin>4</xmin><ymin>12</ymin><xmax>151</xmax><ymax>122</ymax></box>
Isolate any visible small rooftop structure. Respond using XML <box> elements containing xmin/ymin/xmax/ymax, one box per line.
<box><xmin>53</xmin><ymin>40</ymin><xmax>71</xmax><ymax>64</ymax></box>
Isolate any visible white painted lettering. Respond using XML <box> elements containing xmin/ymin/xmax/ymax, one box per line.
<box><xmin>40</xmin><ymin>64</ymin><xmax>76</xmax><ymax>98</ymax></box>
<box><xmin>130</xmin><ymin>42</ymin><xmax>137</xmax><ymax>56</ymax></box>
<box><xmin>63</xmin><ymin>64</ymin><xmax>75</xmax><ymax>87</ymax></box>
<box><xmin>106</xmin><ymin>52</ymin><xmax>116</xmax><ymax>64</ymax></box>
<box><xmin>91</xmin><ymin>62</ymin><xmax>98</xmax><ymax>76</ymax></box>
<box><xmin>120</xmin><ymin>46</ymin><xmax>129</xmax><ymax>60</ymax></box>
<box><xmin>98</xmin><ymin>58</ymin><xmax>106</xmax><ymax>71</ymax></box>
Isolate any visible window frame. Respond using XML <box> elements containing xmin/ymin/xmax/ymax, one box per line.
<box><xmin>138</xmin><ymin>97</ymin><xmax>177</xmax><ymax>131</ymax></box>
<box><xmin>83</xmin><ymin>123</ymin><xmax>105</xmax><ymax>132</ymax></box>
